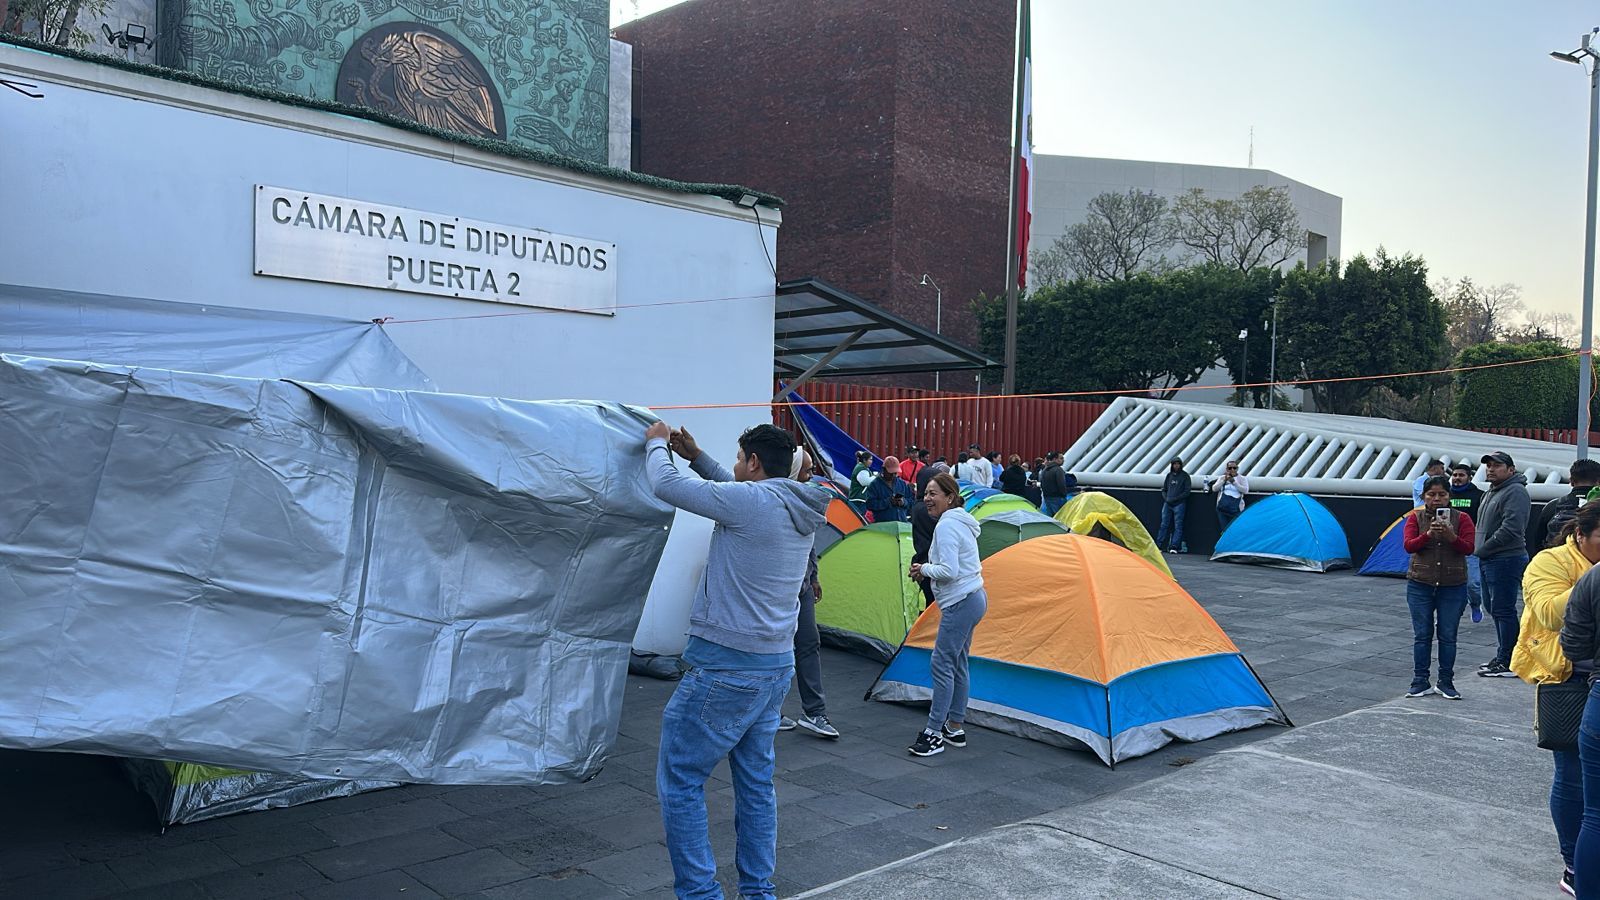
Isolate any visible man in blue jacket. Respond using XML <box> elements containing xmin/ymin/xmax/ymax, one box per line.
<box><xmin>864</xmin><ymin>455</ymin><xmax>915</xmax><ymax>523</ymax></box>
<box><xmin>646</xmin><ymin>421</ymin><xmax>829</xmax><ymax>900</ymax></box>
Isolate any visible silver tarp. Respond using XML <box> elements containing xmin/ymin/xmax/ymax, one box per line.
<box><xmin>0</xmin><ymin>353</ymin><xmax>674</xmax><ymax>784</ymax></box>
<box><xmin>0</xmin><ymin>283</ymin><xmax>435</xmax><ymax>390</ymax></box>
<box><xmin>119</xmin><ymin>758</ymin><xmax>399</xmax><ymax>825</ymax></box>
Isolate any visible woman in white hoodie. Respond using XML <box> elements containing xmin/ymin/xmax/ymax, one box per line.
<box><xmin>907</xmin><ymin>472</ymin><xmax>988</xmax><ymax>757</ymax></box>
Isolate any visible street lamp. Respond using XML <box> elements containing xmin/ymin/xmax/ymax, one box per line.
<box><xmin>1552</xmin><ymin>27</ymin><xmax>1600</xmax><ymax>458</ymax></box>
<box><xmin>919</xmin><ymin>273</ymin><xmax>943</xmax><ymax>390</ymax></box>
<box><xmin>1238</xmin><ymin>328</ymin><xmax>1249</xmax><ymax>408</ymax></box>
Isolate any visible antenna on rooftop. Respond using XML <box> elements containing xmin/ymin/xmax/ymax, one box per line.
<box><xmin>1248</xmin><ymin>126</ymin><xmax>1254</xmax><ymax>168</ymax></box>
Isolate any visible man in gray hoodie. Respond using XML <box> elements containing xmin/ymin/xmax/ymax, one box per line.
<box><xmin>644</xmin><ymin>420</ymin><xmax>828</xmax><ymax>900</ymax></box>
<box><xmin>1155</xmin><ymin>457</ymin><xmax>1191</xmax><ymax>554</ymax></box>
<box><xmin>1475</xmin><ymin>451</ymin><xmax>1532</xmax><ymax>678</ymax></box>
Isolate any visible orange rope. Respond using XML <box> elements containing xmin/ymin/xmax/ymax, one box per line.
<box><xmin>646</xmin><ymin>352</ymin><xmax>1582</xmax><ymax>411</ymax></box>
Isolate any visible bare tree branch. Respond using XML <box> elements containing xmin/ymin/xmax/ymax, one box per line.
<box><xmin>1171</xmin><ymin>185</ymin><xmax>1307</xmax><ymax>271</ymax></box>
<box><xmin>1054</xmin><ymin>189</ymin><xmax>1174</xmax><ymax>282</ymax></box>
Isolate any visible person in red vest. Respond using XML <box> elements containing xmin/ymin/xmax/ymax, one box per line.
<box><xmin>899</xmin><ymin>446</ymin><xmax>925</xmax><ymax>484</ymax></box>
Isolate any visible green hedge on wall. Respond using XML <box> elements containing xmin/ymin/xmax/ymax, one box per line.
<box><xmin>1454</xmin><ymin>341</ymin><xmax>1592</xmax><ymax>428</ymax></box>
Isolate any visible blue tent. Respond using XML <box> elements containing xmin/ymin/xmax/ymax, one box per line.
<box><xmin>1357</xmin><ymin>510</ymin><xmax>1417</xmax><ymax>577</ymax></box>
<box><xmin>1212</xmin><ymin>493</ymin><xmax>1352</xmax><ymax>572</ymax></box>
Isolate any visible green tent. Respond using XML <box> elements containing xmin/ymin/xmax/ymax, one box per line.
<box><xmin>815</xmin><ymin>522</ymin><xmax>921</xmax><ymax>662</ymax></box>
<box><xmin>977</xmin><ymin>509</ymin><xmax>1068</xmax><ymax>559</ymax></box>
<box><xmin>971</xmin><ymin>493</ymin><xmax>1043</xmax><ymax>521</ymax></box>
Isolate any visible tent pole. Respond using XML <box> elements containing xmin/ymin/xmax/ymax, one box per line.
<box><xmin>773</xmin><ymin>328</ymin><xmax>869</xmax><ymax>401</ymax></box>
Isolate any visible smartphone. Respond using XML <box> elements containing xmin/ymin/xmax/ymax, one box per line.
<box><xmin>1434</xmin><ymin>508</ymin><xmax>1449</xmax><ymax>522</ymax></box>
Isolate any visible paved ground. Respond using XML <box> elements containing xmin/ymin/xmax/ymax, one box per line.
<box><xmin>0</xmin><ymin>555</ymin><xmax>1510</xmax><ymax>898</ymax></box>
<box><xmin>799</xmin><ymin>677</ymin><xmax>1554</xmax><ymax>899</ymax></box>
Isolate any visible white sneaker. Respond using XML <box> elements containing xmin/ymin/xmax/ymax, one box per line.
<box><xmin>795</xmin><ymin>714</ymin><xmax>840</xmax><ymax>739</ymax></box>
<box><xmin>1404</xmin><ymin>684</ymin><xmax>1437</xmax><ymax>698</ymax></box>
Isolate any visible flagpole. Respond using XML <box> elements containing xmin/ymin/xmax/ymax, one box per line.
<box><xmin>1001</xmin><ymin>0</ymin><xmax>1029</xmax><ymax>395</ymax></box>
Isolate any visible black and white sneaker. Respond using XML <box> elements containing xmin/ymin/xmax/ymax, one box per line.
<box><xmin>1437</xmin><ymin>683</ymin><xmax>1462</xmax><ymax>700</ymax></box>
<box><xmin>795</xmin><ymin>714</ymin><xmax>840</xmax><ymax>740</ymax></box>
<box><xmin>1562</xmin><ymin>867</ymin><xmax>1576</xmax><ymax>898</ymax></box>
<box><xmin>908</xmin><ymin>729</ymin><xmax>944</xmax><ymax>757</ymax></box>
<box><xmin>1477</xmin><ymin>660</ymin><xmax>1494</xmax><ymax>670</ymax></box>
<box><xmin>1477</xmin><ymin>662</ymin><xmax>1518</xmax><ymax>678</ymax></box>
<box><xmin>1404</xmin><ymin>683</ymin><xmax>1436</xmax><ymax>698</ymax></box>
<box><xmin>941</xmin><ymin>725</ymin><xmax>967</xmax><ymax>748</ymax></box>
<box><xmin>777</xmin><ymin>716</ymin><xmax>797</xmax><ymax>731</ymax></box>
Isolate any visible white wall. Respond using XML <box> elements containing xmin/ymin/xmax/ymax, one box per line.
<box><xmin>0</xmin><ymin>45</ymin><xmax>778</xmax><ymax>655</ymax></box>
<box><xmin>1032</xmin><ymin>155</ymin><xmax>1344</xmax><ymax>275</ymax></box>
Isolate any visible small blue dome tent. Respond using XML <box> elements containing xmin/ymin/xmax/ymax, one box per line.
<box><xmin>1357</xmin><ymin>510</ymin><xmax>1418</xmax><ymax>577</ymax></box>
<box><xmin>1212</xmin><ymin>493</ymin><xmax>1352</xmax><ymax>572</ymax></box>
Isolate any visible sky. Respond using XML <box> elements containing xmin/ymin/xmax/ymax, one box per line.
<box><xmin>614</xmin><ymin>1</ymin><xmax>1600</xmax><ymax>317</ymax></box>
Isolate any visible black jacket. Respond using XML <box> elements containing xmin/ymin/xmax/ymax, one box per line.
<box><xmin>1562</xmin><ymin>564</ymin><xmax>1600</xmax><ymax>680</ymax></box>
<box><xmin>1161</xmin><ymin>470</ymin><xmax>1192</xmax><ymax>505</ymax></box>
<box><xmin>910</xmin><ymin>501</ymin><xmax>936</xmax><ymax>563</ymax></box>
<box><xmin>999</xmin><ymin>464</ymin><xmax>1028</xmax><ymax>496</ymax></box>
<box><xmin>1534</xmin><ymin>488</ymin><xmax>1588</xmax><ymax>555</ymax></box>
<box><xmin>1040</xmin><ymin>463</ymin><xmax>1069</xmax><ymax>499</ymax></box>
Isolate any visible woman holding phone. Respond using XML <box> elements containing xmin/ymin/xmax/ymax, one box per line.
<box><xmin>1402</xmin><ymin>475</ymin><xmax>1477</xmax><ymax>700</ymax></box>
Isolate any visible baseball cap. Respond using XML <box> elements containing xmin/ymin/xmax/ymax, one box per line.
<box><xmin>1481</xmin><ymin>452</ymin><xmax>1514</xmax><ymax>467</ymax></box>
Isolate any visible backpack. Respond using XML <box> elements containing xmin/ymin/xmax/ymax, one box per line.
<box><xmin>1547</xmin><ymin>495</ymin><xmax>1584</xmax><ymax>548</ymax></box>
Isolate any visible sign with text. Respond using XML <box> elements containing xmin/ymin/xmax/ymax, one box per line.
<box><xmin>253</xmin><ymin>186</ymin><xmax>616</xmax><ymax>314</ymax></box>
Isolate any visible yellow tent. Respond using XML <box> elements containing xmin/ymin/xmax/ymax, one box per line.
<box><xmin>1052</xmin><ymin>491</ymin><xmax>1173</xmax><ymax>578</ymax></box>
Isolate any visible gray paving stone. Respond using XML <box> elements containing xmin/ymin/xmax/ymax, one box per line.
<box><xmin>106</xmin><ymin>840</ymin><xmax>238</xmax><ymax>889</ymax></box>
<box><xmin>213</xmin><ymin>818</ymin><xmax>337</xmax><ymax>865</ymax></box>
<box><xmin>494</xmin><ymin>826</ymin><xmax>619</xmax><ymax>874</ymax></box>
<box><xmin>440</xmin><ymin>805</ymin><xmax>554</xmax><ymax>847</ymax></box>
<box><xmin>302</xmin><ymin>827</ymin><xmax>472</xmax><ymax>881</ymax></box>
<box><xmin>312</xmin><ymin>798</ymin><xmax>468</xmax><ymax>845</ymax></box>
<box><xmin>0</xmin><ymin>841</ymin><xmax>75</xmax><ymax>881</ymax></box>
<box><xmin>574</xmin><ymin>806</ymin><xmax>666</xmax><ymax>850</ymax></box>
<box><xmin>404</xmin><ymin>848</ymin><xmax>531</xmax><ymax>895</ymax></box>
<box><xmin>578</xmin><ymin>841</ymin><xmax>675</xmax><ymax>893</ymax></box>
<box><xmin>194</xmin><ymin>856</ymin><xmax>330</xmax><ymax>899</ymax></box>
<box><xmin>440</xmin><ymin>785</ymin><xmax>553</xmax><ymax>816</ymax></box>
<box><xmin>776</xmin><ymin>821</ymin><xmax>936</xmax><ymax>889</ymax></box>
<box><xmin>0</xmin><ymin>861</ymin><xmax>127</xmax><ymax>898</ymax></box>
<box><xmin>468</xmin><ymin>872</ymin><xmax>627</xmax><ymax>898</ymax></box>
<box><xmin>297</xmin><ymin>868</ymin><xmax>441</xmax><ymax>899</ymax></box>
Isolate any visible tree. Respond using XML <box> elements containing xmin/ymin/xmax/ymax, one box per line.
<box><xmin>1440</xmin><ymin>277</ymin><xmax>1525</xmax><ymax>348</ymax></box>
<box><xmin>1455</xmin><ymin>341</ymin><xmax>1589</xmax><ymax>429</ymax></box>
<box><xmin>1274</xmin><ymin>250</ymin><xmax>1447</xmax><ymax>416</ymax></box>
<box><xmin>1504</xmin><ymin>308</ymin><xmax>1576</xmax><ymax>346</ymax></box>
<box><xmin>1170</xmin><ymin>185</ymin><xmax>1306</xmax><ymax>271</ymax></box>
<box><xmin>974</xmin><ymin>265</ymin><xmax>1277</xmax><ymax>400</ymax></box>
<box><xmin>1050</xmin><ymin>189</ymin><xmax>1174</xmax><ymax>283</ymax></box>
<box><xmin>2</xmin><ymin>0</ymin><xmax>110</xmax><ymax>47</ymax></box>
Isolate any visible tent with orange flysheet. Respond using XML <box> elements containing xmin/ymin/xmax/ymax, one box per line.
<box><xmin>868</xmin><ymin>533</ymin><xmax>1288</xmax><ymax>765</ymax></box>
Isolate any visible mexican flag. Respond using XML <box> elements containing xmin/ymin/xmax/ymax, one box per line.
<box><xmin>1014</xmin><ymin>0</ymin><xmax>1032</xmax><ymax>290</ymax></box>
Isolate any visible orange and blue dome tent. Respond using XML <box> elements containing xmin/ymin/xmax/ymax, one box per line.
<box><xmin>868</xmin><ymin>533</ymin><xmax>1289</xmax><ymax>765</ymax></box>
<box><xmin>1357</xmin><ymin>509</ymin><xmax>1418</xmax><ymax>577</ymax></box>
<box><xmin>813</xmin><ymin>485</ymin><xmax>867</xmax><ymax>556</ymax></box>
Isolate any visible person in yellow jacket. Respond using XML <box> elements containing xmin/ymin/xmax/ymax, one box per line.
<box><xmin>1513</xmin><ymin>503</ymin><xmax>1600</xmax><ymax>897</ymax></box>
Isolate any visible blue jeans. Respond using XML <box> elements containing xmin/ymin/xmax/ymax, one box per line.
<box><xmin>1480</xmin><ymin>554</ymin><xmax>1529</xmax><ymax>666</ymax></box>
<box><xmin>1573</xmin><ymin>680</ymin><xmax>1600</xmax><ymax>894</ymax></box>
<box><xmin>1405</xmin><ymin>581</ymin><xmax>1467</xmax><ymax>687</ymax></box>
<box><xmin>927</xmin><ymin>589</ymin><xmax>988</xmax><ymax>732</ymax></box>
<box><xmin>1466</xmin><ymin>555</ymin><xmax>1482</xmax><ymax>610</ymax></box>
<box><xmin>657</xmin><ymin>665</ymin><xmax>792</xmax><ymax>900</ymax></box>
<box><xmin>1042</xmin><ymin>496</ymin><xmax>1065</xmax><ymax>517</ymax></box>
<box><xmin>1557</xmin><ymin>741</ymin><xmax>1585</xmax><ymax>867</ymax></box>
<box><xmin>1156</xmin><ymin>501</ymin><xmax>1186</xmax><ymax>551</ymax></box>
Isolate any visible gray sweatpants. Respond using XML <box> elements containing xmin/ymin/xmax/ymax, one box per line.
<box><xmin>794</xmin><ymin>587</ymin><xmax>826</xmax><ymax>717</ymax></box>
<box><xmin>927</xmin><ymin>588</ymin><xmax>988</xmax><ymax>733</ymax></box>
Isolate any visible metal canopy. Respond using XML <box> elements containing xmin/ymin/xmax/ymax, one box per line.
<box><xmin>774</xmin><ymin>278</ymin><xmax>999</xmax><ymax>390</ymax></box>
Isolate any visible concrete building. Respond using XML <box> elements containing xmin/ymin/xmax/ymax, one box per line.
<box><xmin>617</xmin><ymin>0</ymin><xmax>1016</xmax><ymax>365</ymax></box>
<box><xmin>1032</xmin><ymin>155</ymin><xmax>1343</xmax><ymax>278</ymax></box>
<box><xmin>1</xmin><ymin>39</ymin><xmax>777</xmax><ymax>658</ymax></box>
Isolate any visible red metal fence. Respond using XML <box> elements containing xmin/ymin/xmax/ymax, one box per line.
<box><xmin>1470</xmin><ymin>427</ymin><xmax>1600</xmax><ymax>447</ymax></box>
<box><xmin>774</xmin><ymin>381</ymin><xmax>1109</xmax><ymax>461</ymax></box>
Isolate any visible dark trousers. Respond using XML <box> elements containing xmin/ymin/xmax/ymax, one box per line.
<box><xmin>1404</xmin><ymin>580</ymin><xmax>1467</xmax><ymax>687</ymax></box>
<box><xmin>1557</xmin><ymin>740</ymin><xmax>1585</xmax><ymax>868</ymax></box>
<box><xmin>1572</xmin><ymin>681</ymin><xmax>1600</xmax><ymax>895</ymax></box>
<box><xmin>793</xmin><ymin>589</ymin><xmax>826</xmax><ymax>717</ymax></box>
<box><xmin>1480</xmin><ymin>554</ymin><xmax>1529</xmax><ymax>666</ymax></box>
